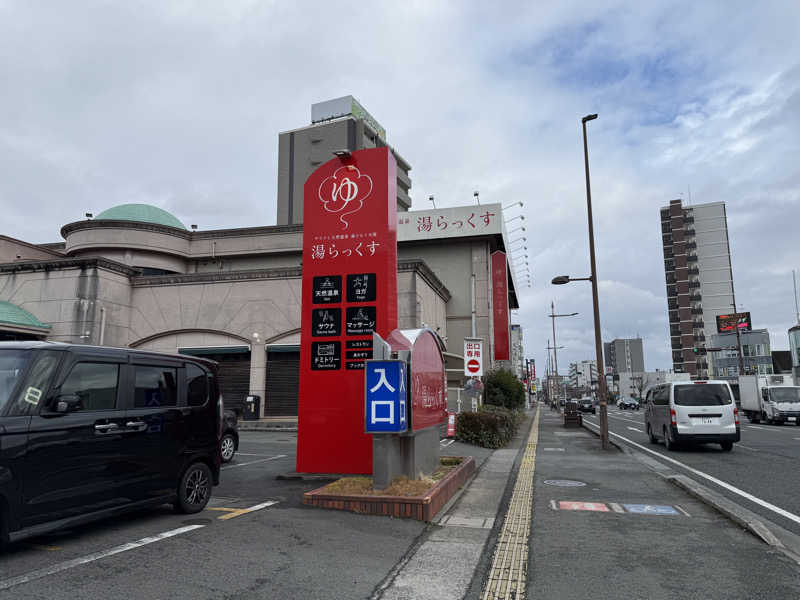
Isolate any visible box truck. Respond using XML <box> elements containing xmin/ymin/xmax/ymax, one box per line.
<box><xmin>738</xmin><ymin>374</ymin><xmax>800</xmax><ymax>424</ymax></box>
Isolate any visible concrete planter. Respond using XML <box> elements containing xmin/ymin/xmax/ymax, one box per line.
<box><xmin>302</xmin><ymin>456</ymin><xmax>476</xmax><ymax>522</ymax></box>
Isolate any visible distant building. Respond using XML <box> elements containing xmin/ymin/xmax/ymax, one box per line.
<box><xmin>568</xmin><ymin>360</ymin><xmax>597</xmax><ymax>390</ymax></box>
<box><xmin>660</xmin><ymin>199</ymin><xmax>735</xmax><ymax>379</ymax></box>
<box><xmin>603</xmin><ymin>338</ymin><xmax>644</xmax><ymax>374</ymax></box>
<box><xmin>772</xmin><ymin>351</ymin><xmax>792</xmax><ymax>374</ymax></box>
<box><xmin>276</xmin><ymin>95</ymin><xmax>412</xmax><ymax>225</ymax></box>
<box><xmin>709</xmin><ymin>328</ymin><xmax>773</xmax><ymax>380</ymax></box>
<box><xmin>617</xmin><ymin>371</ymin><xmax>691</xmax><ymax>399</ymax></box>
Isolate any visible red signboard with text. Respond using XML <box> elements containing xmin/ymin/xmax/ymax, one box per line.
<box><xmin>492</xmin><ymin>251</ymin><xmax>510</xmax><ymax>360</ymax></box>
<box><xmin>296</xmin><ymin>148</ymin><xmax>398</xmax><ymax>474</ymax></box>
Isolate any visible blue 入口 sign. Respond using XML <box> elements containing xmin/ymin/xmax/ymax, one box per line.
<box><xmin>364</xmin><ymin>360</ymin><xmax>408</xmax><ymax>434</ymax></box>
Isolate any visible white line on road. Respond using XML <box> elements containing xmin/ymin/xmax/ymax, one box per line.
<box><xmin>222</xmin><ymin>454</ymin><xmax>288</xmax><ymax>470</ymax></box>
<box><xmin>736</xmin><ymin>444</ymin><xmax>760</xmax><ymax>452</ymax></box>
<box><xmin>235</xmin><ymin>453</ymin><xmax>277</xmax><ymax>457</ymax></box>
<box><xmin>440</xmin><ymin>439</ymin><xmax>455</xmax><ymax>448</ymax></box>
<box><xmin>0</xmin><ymin>525</ymin><xmax>204</xmax><ymax>591</ymax></box>
<box><xmin>627</xmin><ymin>426</ymin><xmax>643</xmax><ymax>433</ymax></box>
<box><xmin>608</xmin><ymin>414</ymin><xmax>643</xmax><ymax>425</ymax></box>
<box><xmin>583</xmin><ymin>421</ymin><xmax>800</xmax><ymax>527</ymax></box>
<box><xmin>216</xmin><ymin>500</ymin><xmax>280</xmax><ymax>520</ymax></box>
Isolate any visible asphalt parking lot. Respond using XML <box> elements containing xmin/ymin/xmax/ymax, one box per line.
<box><xmin>0</xmin><ymin>431</ymin><xmax>432</xmax><ymax>600</ymax></box>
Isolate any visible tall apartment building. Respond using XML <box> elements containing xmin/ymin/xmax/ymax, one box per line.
<box><xmin>660</xmin><ymin>199</ymin><xmax>734</xmax><ymax>378</ymax></box>
<box><xmin>569</xmin><ymin>360</ymin><xmax>598</xmax><ymax>390</ymax></box>
<box><xmin>276</xmin><ymin>96</ymin><xmax>412</xmax><ymax>225</ymax></box>
<box><xmin>603</xmin><ymin>338</ymin><xmax>644</xmax><ymax>374</ymax></box>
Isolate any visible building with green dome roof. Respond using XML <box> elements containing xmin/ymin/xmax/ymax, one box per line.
<box><xmin>0</xmin><ymin>100</ymin><xmax>522</xmax><ymax>419</ymax></box>
<box><xmin>95</xmin><ymin>203</ymin><xmax>187</xmax><ymax>230</ymax></box>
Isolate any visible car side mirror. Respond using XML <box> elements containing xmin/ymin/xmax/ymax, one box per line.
<box><xmin>55</xmin><ymin>394</ymin><xmax>82</xmax><ymax>413</ymax></box>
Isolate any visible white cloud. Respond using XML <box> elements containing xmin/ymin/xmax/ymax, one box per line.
<box><xmin>1</xmin><ymin>1</ymin><xmax>798</xmax><ymax>371</ymax></box>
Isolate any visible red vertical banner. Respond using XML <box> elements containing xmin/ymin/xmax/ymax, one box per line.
<box><xmin>492</xmin><ymin>251</ymin><xmax>510</xmax><ymax>360</ymax></box>
<box><xmin>296</xmin><ymin>148</ymin><xmax>398</xmax><ymax>474</ymax></box>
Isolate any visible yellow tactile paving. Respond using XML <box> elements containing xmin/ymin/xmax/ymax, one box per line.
<box><xmin>482</xmin><ymin>406</ymin><xmax>540</xmax><ymax>600</ymax></box>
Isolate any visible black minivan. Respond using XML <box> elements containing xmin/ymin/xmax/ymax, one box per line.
<box><xmin>0</xmin><ymin>342</ymin><xmax>223</xmax><ymax>547</ymax></box>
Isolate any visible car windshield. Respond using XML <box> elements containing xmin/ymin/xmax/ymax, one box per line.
<box><xmin>769</xmin><ymin>388</ymin><xmax>800</xmax><ymax>403</ymax></box>
<box><xmin>674</xmin><ymin>384</ymin><xmax>732</xmax><ymax>406</ymax></box>
<box><xmin>0</xmin><ymin>349</ymin><xmax>30</xmax><ymax>412</ymax></box>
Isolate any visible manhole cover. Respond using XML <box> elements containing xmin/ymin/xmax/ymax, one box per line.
<box><xmin>543</xmin><ymin>479</ymin><xmax>586</xmax><ymax>487</ymax></box>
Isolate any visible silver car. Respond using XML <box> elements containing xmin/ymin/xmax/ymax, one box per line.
<box><xmin>644</xmin><ymin>381</ymin><xmax>740</xmax><ymax>451</ymax></box>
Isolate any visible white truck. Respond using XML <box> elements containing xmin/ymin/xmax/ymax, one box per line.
<box><xmin>738</xmin><ymin>374</ymin><xmax>800</xmax><ymax>425</ymax></box>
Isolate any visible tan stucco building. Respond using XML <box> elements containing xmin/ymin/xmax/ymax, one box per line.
<box><xmin>0</xmin><ymin>201</ymin><xmax>518</xmax><ymax>416</ymax></box>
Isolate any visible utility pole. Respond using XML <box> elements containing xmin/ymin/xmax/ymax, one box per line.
<box><xmin>548</xmin><ymin>301</ymin><xmax>578</xmax><ymax>403</ymax></box>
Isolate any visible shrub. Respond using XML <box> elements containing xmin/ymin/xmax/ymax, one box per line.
<box><xmin>484</xmin><ymin>368</ymin><xmax>526</xmax><ymax>410</ymax></box>
<box><xmin>455</xmin><ymin>405</ymin><xmax>520</xmax><ymax>449</ymax></box>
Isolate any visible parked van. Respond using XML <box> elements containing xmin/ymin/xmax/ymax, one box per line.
<box><xmin>0</xmin><ymin>341</ymin><xmax>223</xmax><ymax>547</ymax></box>
<box><xmin>644</xmin><ymin>380</ymin><xmax>740</xmax><ymax>451</ymax></box>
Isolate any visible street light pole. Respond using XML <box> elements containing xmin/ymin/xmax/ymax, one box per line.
<box><xmin>551</xmin><ymin>301</ymin><xmax>559</xmax><ymax>387</ymax></box>
<box><xmin>548</xmin><ymin>302</ymin><xmax>578</xmax><ymax>403</ymax></box>
<box><xmin>582</xmin><ymin>113</ymin><xmax>609</xmax><ymax>449</ymax></box>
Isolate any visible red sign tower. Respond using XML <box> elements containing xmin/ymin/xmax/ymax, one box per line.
<box><xmin>296</xmin><ymin>148</ymin><xmax>398</xmax><ymax>474</ymax></box>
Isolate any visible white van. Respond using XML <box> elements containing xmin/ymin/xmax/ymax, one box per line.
<box><xmin>644</xmin><ymin>380</ymin><xmax>740</xmax><ymax>451</ymax></box>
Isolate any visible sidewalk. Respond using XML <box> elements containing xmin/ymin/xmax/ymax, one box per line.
<box><xmin>375</xmin><ymin>409</ymin><xmax>532</xmax><ymax>599</ymax></box>
<box><xmin>526</xmin><ymin>409</ymin><xmax>800</xmax><ymax>599</ymax></box>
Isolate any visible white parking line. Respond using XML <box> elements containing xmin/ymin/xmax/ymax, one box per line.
<box><xmin>736</xmin><ymin>444</ymin><xmax>760</xmax><ymax>452</ymax></box>
<box><xmin>222</xmin><ymin>454</ymin><xmax>288</xmax><ymax>470</ymax></box>
<box><xmin>235</xmin><ymin>453</ymin><xmax>277</xmax><ymax>457</ymax></box>
<box><xmin>583</xmin><ymin>421</ymin><xmax>800</xmax><ymax>527</ymax></box>
<box><xmin>627</xmin><ymin>426</ymin><xmax>643</xmax><ymax>433</ymax></box>
<box><xmin>440</xmin><ymin>439</ymin><xmax>455</xmax><ymax>448</ymax></box>
<box><xmin>0</xmin><ymin>525</ymin><xmax>204</xmax><ymax>591</ymax></box>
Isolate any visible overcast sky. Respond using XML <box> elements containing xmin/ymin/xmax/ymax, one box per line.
<box><xmin>2</xmin><ymin>1</ymin><xmax>799</xmax><ymax>372</ymax></box>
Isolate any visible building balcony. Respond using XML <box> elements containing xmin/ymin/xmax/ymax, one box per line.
<box><xmin>687</xmin><ymin>254</ymin><xmax>698</xmax><ymax>263</ymax></box>
<box><xmin>693</xmin><ymin>320</ymin><xmax>705</xmax><ymax>328</ymax></box>
<box><xmin>694</xmin><ymin>335</ymin><xmax>706</xmax><ymax>342</ymax></box>
<box><xmin>687</xmin><ymin>267</ymin><xmax>699</xmax><ymax>275</ymax></box>
<box><xmin>688</xmin><ymin>280</ymin><xmax>701</xmax><ymax>289</ymax></box>
<box><xmin>691</xmin><ymin>307</ymin><xmax>703</xmax><ymax>315</ymax></box>
<box><xmin>684</xmin><ymin>215</ymin><xmax>695</xmax><ymax>224</ymax></box>
<box><xmin>686</xmin><ymin>228</ymin><xmax>696</xmax><ymax>236</ymax></box>
<box><xmin>689</xmin><ymin>293</ymin><xmax>702</xmax><ymax>301</ymax></box>
<box><xmin>686</xmin><ymin>241</ymin><xmax>697</xmax><ymax>249</ymax></box>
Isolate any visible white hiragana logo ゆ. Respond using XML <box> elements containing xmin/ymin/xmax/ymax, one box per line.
<box><xmin>318</xmin><ymin>165</ymin><xmax>373</xmax><ymax>230</ymax></box>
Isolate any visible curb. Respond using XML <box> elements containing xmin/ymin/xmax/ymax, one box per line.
<box><xmin>580</xmin><ymin>420</ymin><xmax>625</xmax><ymax>452</ymax></box>
<box><xmin>664</xmin><ymin>473</ymin><xmax>800</xmax><ymax>565</ymax></box>
<box><xmin>581</xmin><ymin>420</ymin><xmax>800</xmax><ymax>567</ymax></box>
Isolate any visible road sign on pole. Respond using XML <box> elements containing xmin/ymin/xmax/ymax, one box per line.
<box><xmin>464</xmin><ymin>338</ymin><xmax>484</xmax><ymax>376</ymax></box>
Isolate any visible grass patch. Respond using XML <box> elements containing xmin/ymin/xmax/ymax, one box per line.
<box><xmin>319</xmin><ymin>458</ymin><xmax>463</xmax><ymax>497</ymax></box>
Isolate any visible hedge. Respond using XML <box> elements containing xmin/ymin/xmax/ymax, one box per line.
<box><xmin>454</xmin><ymin>405</ymin><xmax>521</xmax><ymax>449</ymax></box>
<box><xmin>484</xmin><ymin>368</ymin><xmax>526</xmax><ymax>410</ymax></box>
